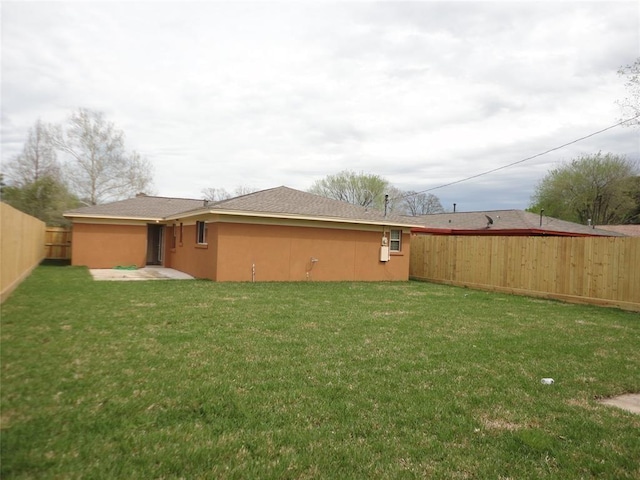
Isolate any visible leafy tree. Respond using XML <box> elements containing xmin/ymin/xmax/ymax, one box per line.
<box><xmin>309</xmin><ymin>170</ymin><xmax>391</xmax><ymax>210</ymax></box>
<box><xmin>530</xmin><ymin>152</ymin><xmax>639</xmax><ymax>225</ymax></box>
<box><xmin>401</xmin><ymin>191</ymin><xmax>445</xmax><ymax>216</ymax></box>
<box><xmin>623</xmin><ymin>176</ymin><xmax>640</xmax><ymax>224</ymax></box>
<box><xmin>2</xmin><ymin>176</ymin><xmax>80</xmax><ymax>225</ymax></box>
<box><xmin>53</xmin><ymin>108</ymin><xmax>153</xmax><ymax>205</ymax></box>
<box><xmin>617</xmin><ymin>57</ymin><xmax>640</xmax><ymax>127</ymax></box>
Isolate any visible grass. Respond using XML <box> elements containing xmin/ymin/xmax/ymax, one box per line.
<box><xmin>1</xmin><ymin>265</ymin><xmax>639</xmax><ymax>479</ymax></box>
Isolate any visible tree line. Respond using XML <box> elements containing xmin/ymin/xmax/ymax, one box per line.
<box><xmin>303</xmin><ymin>160</ymin><xmax>639</xmax><ymax>224</ymax></box>
<box><xmin>2</xmin><ymin>108</ymin><xmax>153</xmax><ymax>225</ymax></box>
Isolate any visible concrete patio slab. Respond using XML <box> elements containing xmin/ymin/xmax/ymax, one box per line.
<box><xmin>90</xmin><ymin>267</ymin><xmax>194</xmax><ymax>281</ymax></box>
<box><xmin>599</xmin><ymin>393</ymin><xmax>640</xmax><ymax>415</ymax></box>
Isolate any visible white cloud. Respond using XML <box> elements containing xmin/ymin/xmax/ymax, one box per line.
<box><xmin>2</xmin><ymin>1</ymin><xmax>638</xmax><ymax>211</ymax></box>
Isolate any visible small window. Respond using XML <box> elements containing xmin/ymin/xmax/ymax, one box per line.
<box><xmin>196</xmin><ymin>221</ymin><xmax>207</xmax><ymax>244</ymax></box>
<box><xmin>390</xmin><ymin>229</ymin><xmax>401</xmax><ymax>252</ymax></box>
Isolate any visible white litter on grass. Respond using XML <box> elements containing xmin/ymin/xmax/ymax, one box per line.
<box><xmin>541</xmin><ymin>378</ymin><xmax>555</xmax><ymax>385</ymax></box>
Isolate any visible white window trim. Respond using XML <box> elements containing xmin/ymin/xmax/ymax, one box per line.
<box><xmin>196</xmin><ymin>221</ymin><xmax>207</xmax><ymax>245</ymax></box>
<box><xmin>390</xmin><ymin>229</ymin><xmax>401</xmax><ymax>252</ymax></box>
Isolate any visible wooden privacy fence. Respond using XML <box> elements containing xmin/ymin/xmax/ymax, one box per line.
<box><xmin>0</xmin><ymin>202</ymin><xmax>46</xmax><ymax>303</ymax></box>
<box><xmin>45</xmin><ymin>227</ymin><xmax>72</xmax><ymax>260</ymax></box>
<box><xmin>410</xmin><ymin>235</ymin><xmax>640</xmax><ymax>311</ymax></box>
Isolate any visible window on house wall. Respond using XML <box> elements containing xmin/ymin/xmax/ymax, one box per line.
<box><xmin>390</xmin><ymin>229</ymin><xmax>402</xmax><ymax>252</ymax></box>
<box><xmin>196</xmin><ymin>221</ymin><xmax>207</xmax><ymax>244</ymax></box>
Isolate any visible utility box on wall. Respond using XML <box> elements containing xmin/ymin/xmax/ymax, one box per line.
<box><xmin>380</xmin><ymin>246</ymin><xmax>390</xmax><ymax>262</ymax></box>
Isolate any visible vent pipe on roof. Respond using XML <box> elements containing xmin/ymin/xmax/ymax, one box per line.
<box><xmin>540</xmin><ymin>209</ymin><xmax>544</xmax><ymax>227</ymax></box>
<box><xmin>453</xmin><ymin>203</ymin><xmax>456</xmax><ymax>213</ymax></box>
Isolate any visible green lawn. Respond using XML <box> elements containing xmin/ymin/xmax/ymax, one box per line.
<box><xmin>1</xmin><ymin>266</ymin><xmax>639</xmax><ymax>479</ymax></box>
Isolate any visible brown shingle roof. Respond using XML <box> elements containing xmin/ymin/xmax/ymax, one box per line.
<box><xmin>65</xmin><ymin>195</ymin><xmax>204</xmax><ymax>220</ymax></box>
<box><xmin>197</xmin><ymin>186</ymin><xmax>415</xmax><ymax>225</ymax></box>
<box><xmin>409</xmin><ymin>210</ymin><xmax>624</xmax><ymax>236</ymax></box>
<box><xmin>65</xmin><ymin>187</ymin><xmax>419</xmax><ymax>227</ymax></box>
<box><xmin>594</xmin><ymin>225</ymin><xmax>640</xmax><ymax>237</ymax></box>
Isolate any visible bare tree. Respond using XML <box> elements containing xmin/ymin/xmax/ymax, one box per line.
<box><xmin>202</xmin><ymin>187</ymin><xmax>232</xmax><ymax>201</ymax></box>
<box><xmin>233</xmin><ymin>185</ymin><xmax>258</xmax><ymax>197</ymax></box>
<box><xmin>202</xmin><ymin>185</ymin><xmax>257</xmax><ymax>202</ymax></box>
<box><xmin>5</xmin><ymin>119</ymin><xmax>60</xmax><ymax>187</ymax></box>
<box><xmin>2</xmin><ymin>119</ymin><xmax>80</xmax><ymax>224</ymax></box>
<box><xmin>618</xmin><ymin>58</ymin><xmax>640</xmax><ymax>127</ymax></box>
<box><xmin>401</xmin><ymin>191</ymin><xmax>445</xmax><ymax>216</ymax></box>
<box><xmin>53</xmin><ymin>108</ymin><xmax>153</xmax><ymax>205</ymax></box>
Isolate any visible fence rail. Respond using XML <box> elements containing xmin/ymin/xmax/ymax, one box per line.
<box><xmin>45</xmin><ymin>227</ymin><xmax>72</xmax><ymax>260</ymax></box>
<box><xmin>410</xmin><ymin>235</ymin><xmax>640</xmax><ymax>311</ymax></box>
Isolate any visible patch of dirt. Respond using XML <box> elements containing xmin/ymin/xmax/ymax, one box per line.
<box><xmin>598</xmin><ymin>394</ymin><xmax>640</xmax><ymax>414</ymax></box>
<box><xmin>482</xmin><ymin>418</ymin><xmax>522</xmax><ymax>431</ymax></box>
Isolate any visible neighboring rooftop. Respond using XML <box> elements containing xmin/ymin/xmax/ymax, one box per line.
<box><xmin>409</xmin><ymin>210</ymin><xmax>625</xmax><ymax>237</ymax></box>
<box><xmin>594</xmin><ymin>225</ymin><xmax>640</xmax><ymax>237</ymax></box>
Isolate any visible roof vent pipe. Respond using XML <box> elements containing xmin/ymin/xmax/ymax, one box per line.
<box><xmin>453</xmin><ymin>203</ymin><xmax>456</xmax><ymax>213</ymax></box>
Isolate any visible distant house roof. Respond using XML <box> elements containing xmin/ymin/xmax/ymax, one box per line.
<box><xmin>65</xmin><ymin>186</ymin><xmax>420</xmax><ymax>228</ymax></box>
<box><xmin>409</xmin><ymin>210</ymin><xmax>625</xmax><ymax>237</ymax></box>
<box><xmin>594</xmin><ymin>225</ymin><xmax>640</xmax><ymax>237</ymax></box>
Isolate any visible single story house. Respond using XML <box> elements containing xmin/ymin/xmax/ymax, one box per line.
<box><xmin>409</xmin><ymin>210</ymin><xmax>626</xmax><ymax>237</ymax></box>
<box><xmin>64</xmin><ymin>186</ymin><xmax>421</xmax><ymax>282</ymax></box>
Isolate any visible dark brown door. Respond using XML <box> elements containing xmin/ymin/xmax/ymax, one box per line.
<box><xmin>146</xmin><ymin>224</ymin><xmax>164</xmax><ymax>265</ymax></box>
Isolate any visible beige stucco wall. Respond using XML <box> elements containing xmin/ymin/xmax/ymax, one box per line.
<box><xmin>71</xmin><ymin>222</ymin><xmax>148</xmax><ymax>268</ymax></box>
<box><xmin>0</xmin><ymin>202</ymin><xmax>46</xmax><ymax>302</ymax></box>
<box><xmin>165</xmin><ymin>220</ymin><xmax>411</xmax><ymax>282</ymax></box>
<box><xmin>71</xmin><ymin>217</ymin><xmax>411</xmax><ymax>281</ymax></box>
<box><xmin>164</xmin><ymin>223</ymin><xmax>218</xmax><ymax>279</ymax></box>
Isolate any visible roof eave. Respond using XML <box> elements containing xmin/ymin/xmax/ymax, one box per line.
<box><xmin>165</xmin><ymin>208</ymin><xmax>422</xmax><ymax>228</ymax></box>
<box><xmin>64</xmin><ymin>213</ymin><xmax>163</xmax><ymax>222</ymax></box>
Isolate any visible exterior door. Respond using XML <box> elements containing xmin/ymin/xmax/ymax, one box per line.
<box><xmin>146</xmin><ymin>224</ymin><xmax>164</xmax><ymax>265</ymax></box>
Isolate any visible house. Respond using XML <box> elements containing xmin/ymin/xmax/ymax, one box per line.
<box><xmin>409</xmin><ymin>210</ymin><xmax>626</xmax><ymax>237</ymax></box>
<box><xmin>64</xmin><ymin>186</ymin><xmax>421</xmax><ymax>282</ymax></box>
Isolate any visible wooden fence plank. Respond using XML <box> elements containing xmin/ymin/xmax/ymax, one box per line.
<box><xmin>1</xmin><ymin>203</ymin><xmax>46</xmax><ymax>302</ymax></box>
<box><xmin>410</xmin><ymin>235</ymin><xmax>640</xmax><ymax>311</ymax></box>
<box><xmin>45</xmin><ymin>227</ymin><xmax>72</xmax><ymax>260</ymax></box>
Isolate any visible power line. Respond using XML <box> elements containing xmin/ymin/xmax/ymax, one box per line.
<box><xmin>395</xmin><ymin>114</ymin><xmax>640</xmax><ymax>200</ymax></box>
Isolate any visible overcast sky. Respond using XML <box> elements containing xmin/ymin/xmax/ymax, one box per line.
<box><xmin>2</xmin><ymin>1</ymin><xmax>639</xmax><ymax>212</ymax></box>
